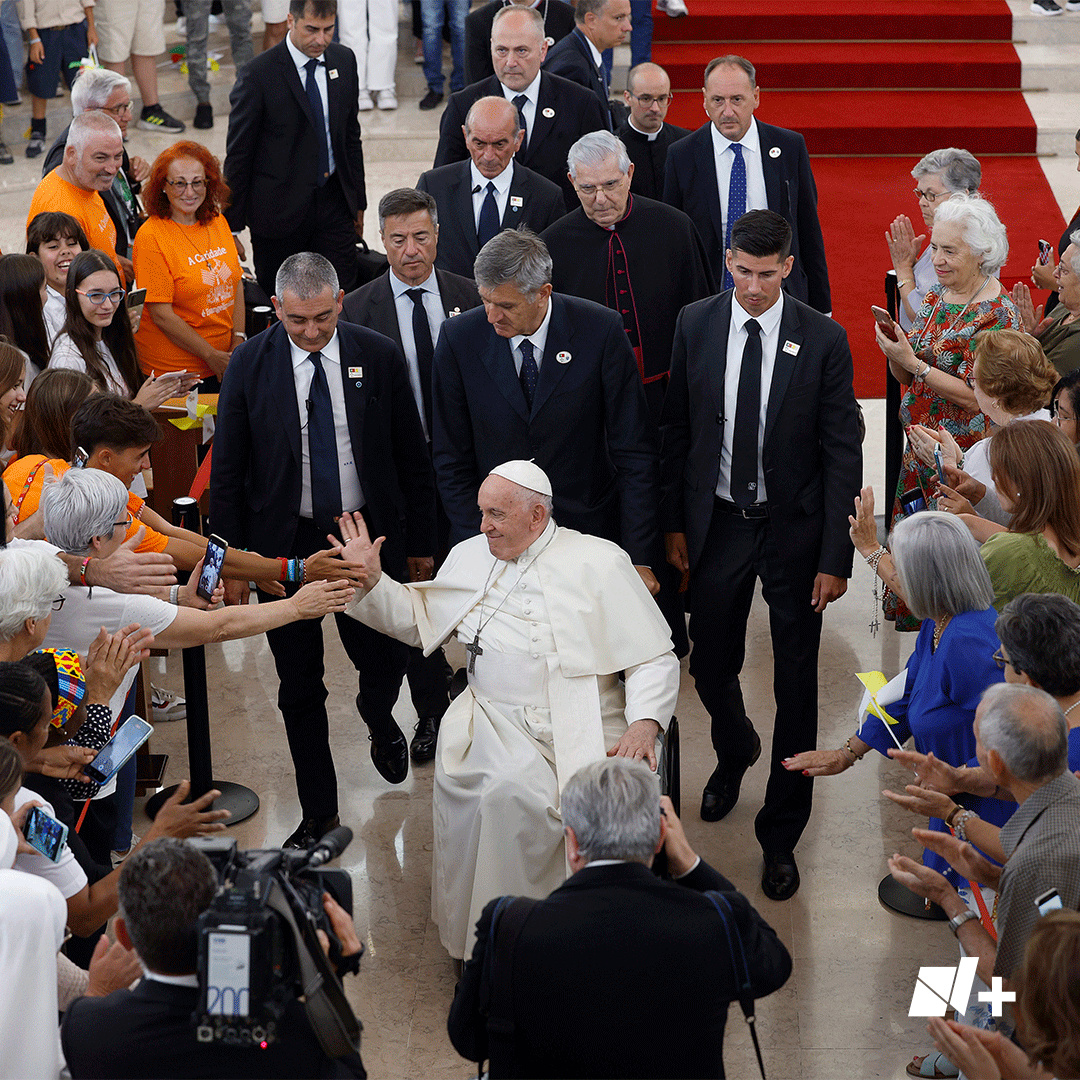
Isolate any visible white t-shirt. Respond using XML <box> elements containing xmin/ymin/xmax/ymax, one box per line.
<box><xmin>13</xmin><ymin>787</ymin><xmax>88</xmax><ymax>899</ymax></box>
<box><xmin>50</xmin><ymin>332</ymin><xmax>129</xmax><ymax>398</ymax></box>
<box><xmin>43</xmin><ymin>286</ymin><xmax>65</xmax><ymax>347</ymax></box>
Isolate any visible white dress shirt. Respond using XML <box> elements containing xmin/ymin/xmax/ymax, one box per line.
<box><xmin>390</xmin><ymin>267</ymin><xmax>444</xmax><ymax>440</ymax></box>
<box><xmin>501</xmin><ymin>71</ymin><xmax>540</xmax><ymax>144</ymax></box>
<box><xmin>290</xmin><ymin>329</ymin><xmax>363</xmax><ymax>517</ymax></box>
<box><xmin>286</xmin><ymin>34</ymin><xmax>336</xmax><ymax>177</ymax></box>
<box><xmin>509</xmin><ymin>297</ymin><xmax>553</xmax><ymax>375</ymax></box>
<box><xmin>470</xmin><ymin>159</ymin><xmax>514</xmax><ymax>232</ymax></box>
<box><xmin>715</xmin><ymin>291</ymin><xmax>785</xmax><ymax>503</ymax></box>
<box><xmin>710</xmin><ymin>117</ymin><xmax>768</xmax><ymax>228</ymax></box>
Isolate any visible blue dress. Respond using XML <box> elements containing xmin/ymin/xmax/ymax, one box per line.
<box><xmin>860</xmin><ymin>607</ymin><xmax>1012</xmax><ymax>884</ymax></box>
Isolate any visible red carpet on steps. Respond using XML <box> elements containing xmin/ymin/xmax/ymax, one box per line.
<box><xmin>814</xmin><ymin>156</ymin><xmax>1068</xmax><ymax>399</ymax></box>
<box><xmin>651</xmin><ymin>0</ymin><xmax>1067</xmax><ymax>396</ymax></box>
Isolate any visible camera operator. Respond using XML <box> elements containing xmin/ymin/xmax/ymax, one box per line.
<box><xmin>61</xmin><ymin>838</ymin><xmax>367</xmax><ymax>1079</ymax></box>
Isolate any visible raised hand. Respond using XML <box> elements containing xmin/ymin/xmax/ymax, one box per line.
<box><xmin>83</xmin><ymin>623</ymin><xmax>154</xmax><ymax>705</ymax></box>
<box><xmin>886</xmin><ymin>747</ymin><xmax>962</xmax><ymax>793</ymax></box>
<box><xmin>291</xmin><ymin>579</ymin><xmax>356</xmax><ymax>619</ymax></box>
<box><xmin>848</xmin><ymin>485</ymin><xmax>879</xmax><ymax>557</ymax></box>
<box><xmin>886</xmin><ymin>214</ymin><xmax>925</xmax><ymax>272</ymax></box>
<box><xmin>882</xmin><ymin>783</ymin><xmax>957</xmax><ymax>822</ymax></box>
<box><xmin>328</xmin><ymin>511</ymin><xmax>385</xmax><ymax>595</ymax></box>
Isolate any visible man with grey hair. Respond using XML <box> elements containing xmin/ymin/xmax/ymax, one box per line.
<box><xmin>418</xmin><ymin>96</ymin><xmax>564</xmax><ymax>279</ymax></box>
<box><xmin>341</xmin><ymin>188</ymin><xmax>480</xmax><ymax>764</ymax></box>
<box><xmin>542</xmin><ymin>0</ymin><xmax>631</xmax><ymax>129</ymax></box>
<box><xmin>541</xmin><ymin>129</ymin><xmax>712</xmax><ymax>424</ymax></box>
<box><xmin>433</xmin><ymin>4</ymin><xmax>608</xmax><ymax>210</ymax></box>
<box><xmin>211</xmin><ymin>250</ymin><xmax>437</xmax><ymax>850</ymax></box>
<box><xmin>663</xmin><ymin>54</ymin><xmax>831</xmax><ymax>312</ymax></box>
<box><xmin>432</xmin><ymin>227</ymin><xmax>662</xmax><ymax>594</ymax></box>
<box><xmin>890</xmin><ymin>683</ymin><xmax>1080</xmax><ymax>989</ymax></box>
<box><xmin>446</xmin><ymin>758</ymin><xmax>791</xmax><ymax>1076</ymax></box>
<box><xmin>27</xmin><ymin>111</ymin><xmax>130</xmax><ymax>282</ymax></box>
<box><xmin>334</xmin><ymin>460</ymin><xmax>680</xmax><ymax>960</ymax></box>
<box><xmin>616</xmin><ymin>62</ymin><xmax>691</xmax><ymax>200</ymax></box>
<box><xmin>60</xmin><ymin>838</ymin><xmax>367</xmax><ymax>1078</ymax></box>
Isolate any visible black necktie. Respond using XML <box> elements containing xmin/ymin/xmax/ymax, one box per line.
<box><xmin>304</xmin><ymin>57</ymin><xmax>330</xmax><ymax>187</ymax></box>
<box><xmin>512</xmin><ymin>93</ymin><xmax>528</xmax><ymax>152</ymax></box>
<box><xmin>477</xmin><ymin>180</ymin><xmax>499</xmax><ymax>248</ymax></box>
<box><xmin>405</xmin><ymin>288</ymin><xmax>434</xmax><ymax>430</ymax></box>
<box><xmin>519</xmin><ymin>338</ymin><xmax>539</xmax><ymax>410</ymax></box>
<box><xmin>730</xmin><ymin>318</ymin><xmax>762</xmax><ymax>508</ymax></box>
<box><xmin>306</xmin><ymin>350</ymin><xmax>341</xmax><ymax>529</ymax></box>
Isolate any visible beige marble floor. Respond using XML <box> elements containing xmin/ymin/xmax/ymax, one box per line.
<box><xmin>1</xmin><ymin>7</ymin><xmax>1073</xmax><ymax>1076</ymax></box>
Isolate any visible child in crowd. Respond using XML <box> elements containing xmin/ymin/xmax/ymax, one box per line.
<box><xmin>26</xmin><ymin>211</ymin><xmax>90</xmax><ymax>346</ymax></box>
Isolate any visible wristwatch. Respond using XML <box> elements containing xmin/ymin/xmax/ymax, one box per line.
<box><xmin>948</xmin><ymin>910</ymin><xmax>979</xmax><ymax>937</ymax></box>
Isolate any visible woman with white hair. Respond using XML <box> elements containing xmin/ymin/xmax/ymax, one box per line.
<box><xmin>785</xmin><ymin>499</ymin><xmax>1013</xmax><ymax>876</ymax></box>
<box><xmin>876</xmin><ymin>193</ymin><xmax>1021</xmax><ymax>629</ymax></box>
<box><xmin>887</xmin><ymin>147</ymin><xmax>982</xmax><ymax>330</ymax></box>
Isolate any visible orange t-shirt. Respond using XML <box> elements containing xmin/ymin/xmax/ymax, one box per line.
<box><xmin>27</xmin><ymin>171</ymin><xmax>122</xmax><ymax>280</ymax></box>
<box><xmin>133</xmin><ymin>214</ymin><xmax>241</xmax><ymax>379</ymax></box>
<box><xmin>2</xmin><ymin>456</ymin><xmax>169</xmax><ymax>554</ymax></box>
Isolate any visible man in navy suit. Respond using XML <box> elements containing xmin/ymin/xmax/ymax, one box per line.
<box><xmin>224</xmin><ymin>0</ymin><xmax>366</xmax><ymax>298</ymax></box>
<box><xmin>341</xmin><ymin>188</ymin><xmax>481</xmax><ymax>764</ymax></box>
<box><xmin>211</xmin><ymin>252</ymin><xmax>436</xmax><ymax>849</ymax></box>
<box><xmin>418</xmin><ymin>96</ymin><xmax>565</xmax><ymax>279</ymax></box>
<box><xmin>542</xmin><ymin>0</ymin><xmax>632</xmax><ymax>130</ymax></box>
<box><xmin>433</xmin><ymin>5</ymin><xmax>609</xmax><ymax>211</ymax></box>
<box><xmin>432</xmin><ymin>228</ymin><xmax>660</xmax><ymax>592</ymax></box>
<box><xmin>663</xmin><ymin>55</ymin><xmax>831</xmax><ymax>314</ymax></box>
<box><xmin>660</xmin><ymin>211</ymin><xmax>860</xmax><ymax>901</ymax></box>
<box><xmin>448</xmin><ymin>758</ymin><xmax>791</xmax><ymax>1079</ymax></box>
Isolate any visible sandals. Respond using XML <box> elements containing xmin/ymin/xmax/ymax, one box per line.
<box><xmin>906</xmin><ymin>1051</ymin><xmax>959</xmax><ymax>1078</ymax></box>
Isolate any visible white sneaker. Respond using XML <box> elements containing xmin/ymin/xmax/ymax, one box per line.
<box><xmin>112</xmin><ymin>832</ymin><xmax>140</xmax><ymax>865</ymax></box>
<box><xmin>376</xmin><ymin>89</ymin><xmax>398</xmax><ymax>110</ymax></box>
<box><xmin>658</xmin><ymin>0</ymin><xmax>689</xmax><ymax>16</ymax></box>
<box><xmin>1030</xmin><ymin>0</ymin><xmax>1064</xmax><ymax>14</ymax></box>
<box><xmin>151</xmin><ymin>684</ymin><xmax>187</xmax><ymax>722</ymax></box>
<box><xmin>176</xmin><ymin>15</ymin><xmax>186</xmax><ymax>34</ymax></box>
<box><xmin>358</xmin><ymin>90</ymin><xmax>374</xmax><ymax>111</ymax></box>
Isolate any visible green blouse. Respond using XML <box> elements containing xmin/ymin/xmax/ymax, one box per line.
<box><xmin>981</xmin><ymin>530</ymin><xmax>1080</xmax><ymax>612</ymax></box>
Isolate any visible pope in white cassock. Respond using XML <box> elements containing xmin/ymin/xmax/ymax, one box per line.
<box><xmin>336</xmin><ymin>460</ymin><xmax>681</xmax><ymax>959</ymax></box>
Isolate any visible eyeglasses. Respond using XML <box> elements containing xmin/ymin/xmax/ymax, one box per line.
<box><xmin>164</xmin><ymin>178</ymin><xmax>206</xmax><ymax>192</ymax></box>
<box><xmin>77</xmin><ymin>288</ymin><xmax>126</xmax><ymax>307</ymax></box>
<box><xmin>114</xmin><ymin>513</ymin><xmax>133</xmax><ymax>531</ymax></box>
<box><xmin>102</xmin><ymin>101</ymin><xmax>133</xmax><ymax>117</ymax></box>
<box><xmin>992</xmin><ymin>648</ymin><xmax>1010</xmax><ymax>670</ymax></box>
<box><xmin>913</xmin><ymin>188</ymin><xmax>949</xmax><ymax>203</ymax></box>
<box><xmin>627</xmin><ymin>92</ymin><xmax>671</xmax><ymax>106</ymax></box>
<box><xmin>51</xmin><ymin>595</ymin><xmax>65</xmax><ymax>611</ymax></box>
<box><xmin>573</xmin><ymin>177</ymin><xmax>627</xmax><ymax>198</ymax></box>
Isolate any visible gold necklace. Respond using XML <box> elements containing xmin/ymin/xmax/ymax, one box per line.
<box><xmin>932</xmin><ymin>613</ymin><xmax>952</xmax><ymax>651</ymax></box>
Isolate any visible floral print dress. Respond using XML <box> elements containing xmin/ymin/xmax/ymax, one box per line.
<box><xmin>887</xmin><ymin>285</ymin><xmax>1021</xmax><ymax>629</ymax></box>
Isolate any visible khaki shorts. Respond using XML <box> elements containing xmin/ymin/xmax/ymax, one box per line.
<box><xmin>95</xmin><ymin>0</ymin><xmax>167</xmax><ymax>62</ymax></box>
<box><xmin>261</xmin><ymin>0</ymin><xmax>289</xmax><ymax>21</ymax></box>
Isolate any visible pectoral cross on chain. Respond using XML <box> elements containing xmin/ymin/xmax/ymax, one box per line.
<box><xmin>465</xmin><ymin>635</ymin><xmax>483</xmax><ymax>675</ymax></box>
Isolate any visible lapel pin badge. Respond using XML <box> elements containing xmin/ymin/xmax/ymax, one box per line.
<box><xmin>349</xmin><ymin>366</ymin><xmax>363</xmax><ymax>379</ymax></box>
<box><xmin>769</xmin><ymin>146</ymin><xmax>781</xmax><ymax>158</ymax></box>
<box><xmin>544</xmin><ymin>35</ymin><xmax>555</xmax><ymax>46</ymax></box>
<box><xmin>328</xmin><ymin>68</ymin><xmax>339</xmax><ymax>79</ymax></box>
<box><xmin>449</xmin><ymin>307</ymin><xmax>461</xmax><ymax>317</ymax></box>
<box><xmin>556</xmin><ymin>350</ymin><xmax>571</xmax><ymax>364</ymax></box>
<box><xmin>542</xmin><ymin>107</ymin><xmax>555</xmax><ymax>118</ymax></box>
<box><xmin>510</xmin><ymin>195</ymin><xmax>523</xmax><ymax>209</ymax></box>
<box><xmin>782</xmin><ymin>340</ymin><xmax>800</xmax><ymax>355</ymax></box>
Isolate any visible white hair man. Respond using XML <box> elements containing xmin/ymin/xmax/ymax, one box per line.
<box><xmin>335</xmin><ymin>459</ymin><xmax>680</xmax><ymax>959</ymax></box>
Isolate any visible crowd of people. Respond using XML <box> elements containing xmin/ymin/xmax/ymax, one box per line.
<box><xmin>1</xmin><ymin>0</ymin><xmax>1080</xmax><ymax>1076</ymax></box>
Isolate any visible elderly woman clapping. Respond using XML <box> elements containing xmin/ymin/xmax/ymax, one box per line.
<box><xmin>887</xmin><ymin>148</ymin><xmax>981</xmax><ymax>330</ymax></box>
<box><xmin>784</xmin><ymin>501</ymin><xmax>1012</xmax><ymax>881</ymax></box>
<box><xmin>878</xmin><ymin>194</ymin><xmax>1020</xmax><ymax>628</ymax></box>
<box><xmin>1011</xmin><ymin>229</ymin><xmax>1080</xmax><ymax>376</ymax></box>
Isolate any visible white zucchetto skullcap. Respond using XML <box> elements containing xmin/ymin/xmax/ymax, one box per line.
<box><xmin>488</xmin><ymin>459</ymin><xmax>553</xmax><ymax>497</ymax></box>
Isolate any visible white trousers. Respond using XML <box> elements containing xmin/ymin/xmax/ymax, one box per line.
<box><xmin>337</xmin><ymin>0</ymin><xmax>398</xmax><ymax>91</ymax></box>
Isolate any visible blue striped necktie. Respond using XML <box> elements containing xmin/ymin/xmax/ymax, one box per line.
<box><xmin>723</xmin><ymin>142</ymin><xmax>746</xmax><ymax>290</ymax></box>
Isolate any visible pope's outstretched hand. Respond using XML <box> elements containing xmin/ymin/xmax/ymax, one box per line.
<box><xmin>329</xmin><ymin>511</ymin><xmax>386</xmax><ymax>598</ymax></box>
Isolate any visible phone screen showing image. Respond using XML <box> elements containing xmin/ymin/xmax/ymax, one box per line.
<box><xmin>24</xmin><ymin>806</ymin><xmax>67</xmax><ymax>862</ymax></box>
<box><xmin>197</xmin><ymin>535</ymin><xmax>228</xmax><ymax>602</ymax></box>
<box><xmin>86</xmin><ymin>716</ymin><xmax>153</xmax><ymax>784</ymax></box>
<box><xmin>900</xmin><ymin>489</ymin><xmax>927</xmax><ymax>516</ymax></box>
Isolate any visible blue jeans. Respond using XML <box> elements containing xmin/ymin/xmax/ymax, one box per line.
<box><xmin>0</xmin><ymin>1</ymin><xmax>20</xmax><ymax>101</ymax></box>
<box><xmin>420</xmin><ymin>0</ymin><xmax>466</xmax><ymax>94</ymax></box>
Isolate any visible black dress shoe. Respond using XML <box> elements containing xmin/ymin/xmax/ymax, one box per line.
<box><xmin>193</xmin><ymin>102</ymin><xmax>213</xmax><ymax>128</ymax></box>
<box><xmin>283</xmin><ymin>813</ymin><xmax>340</xmax><ymax>850</ymax></box>
<box><xmin>410</xmin><ymin>715</ymin><xmax>440</xmax><ymax>763</ymax></box>
<box><xmin>358</xmin><ymin>694</ymin><xmax>409</xmax><ymax>783</ymax></box>
<box><xmin>419</xmin><ymin>89</ymin><xmax>444</xmax><ymax>110</ymax></box>
<box><xmin>761</xmin><ymin>850</ymin><xmax>800</xmax><ymax>901</ymax></box>
<box><xmin>700</xmin><ymin>732</ymin><xmax>762</xmax><ymax>822</ymax></box>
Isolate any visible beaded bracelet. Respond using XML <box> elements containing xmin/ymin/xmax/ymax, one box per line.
<box><xmin>954</xmin><ymin>810</ymin><xmax>977</xmax><ymax>843</ymax></box>
<box><xmin>278</xmin><ymin>557</ymin><xmax>306</xmax><ymax>583</ymax></box>
<box><xmin>80</xmin><ymin>557</ymin><xmax>92</xmax><ymax>586</ymax></box>
<box><xmin>864</xmin><ymin>545</ymin><xmax>888</xmax><ymax>573</ymax></box>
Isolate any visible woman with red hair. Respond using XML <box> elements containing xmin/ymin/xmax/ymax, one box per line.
<box><xmin>132</xmin><ymin>141</ymin><xmax>244</xmax><ymax>390</ymax></box>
